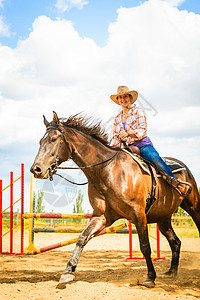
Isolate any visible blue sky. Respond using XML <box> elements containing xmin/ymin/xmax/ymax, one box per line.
<box><xmin>1</xmin><ymin>0</ymin><xmax>142</xmax><ymax>47</ymax></box>
<box><xmin>1</xmin><ymin>0</ymin><xmax>200</xmax><ymax>48</ymax></box>
<box><xmin>0</xmin><ymin>0</ymin><xmax>200</xmax><ymax>213</ymax></box>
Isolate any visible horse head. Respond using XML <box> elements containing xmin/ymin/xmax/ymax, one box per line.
<box><xmin>30</xmin><ymin>111</ymin><xmax>72</xmax><ymax>179</ymax></box>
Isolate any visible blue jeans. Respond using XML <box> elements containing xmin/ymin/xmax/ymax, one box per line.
<box><xmin>140</xmin><ymin>145</ymin><xmax>176</xmax><ymax>179</ymax></box>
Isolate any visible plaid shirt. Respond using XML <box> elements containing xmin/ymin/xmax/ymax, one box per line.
<box><xmin>111</xmin><ymin>107</ymin><xmax>147</xmax><ymax>146</ymax></box>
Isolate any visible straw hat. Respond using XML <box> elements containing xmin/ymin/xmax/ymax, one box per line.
<box><xmin>110</xmin><ymin>86</ymin><xmax>138</xmax><ymax>105</ymax></box>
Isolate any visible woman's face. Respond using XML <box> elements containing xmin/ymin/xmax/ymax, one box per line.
<box><xmin>118</xmin><ymin>94</ymin><xmax>131</xmax><ymax>108</ymax></box>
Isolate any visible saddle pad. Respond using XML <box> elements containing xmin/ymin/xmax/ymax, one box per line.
<box><xmin>122</xmin><ymin>149</ymin><xmax>151</xmax><ymax>175</ymax></box>
<box><xmin>122</xmin><ymin>149</ymin><xmax>185</xmax><ymax>176</ymax></box>
<box><xmin>163</xmin><ymin>158</ymin><xmax>186</xmax><ymax>173</ymax></box>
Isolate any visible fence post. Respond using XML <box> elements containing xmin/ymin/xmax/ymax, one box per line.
<box><xmin>156</xmin><ymin>224</ymin><xmax>160</xmax><ymax>259</ymax></box>
<box><xmin>0</xmin><ymin>164</ymin><xmax>25</xmax><ymax>255</ymax></box>
<box><xmin>10</xmin><ymin>172</ymin><xmax>13</xmax><ymax>254</ymax></box>
<box><xmin>21</xmin><ymin>163</ymin><xmax>24</xmax><ymax>254</ymax></box>
<box><xmin>125</xmin><ymin>222</ymin><xmax>133</xmax><ymax>260</ymax></box>
<box><xmin>0</xmin><ymin>180</ymin><xmax>2</xmax><ymax>253</ymax></box>
<box><xmin>24</xmin><ymin>175</ymin><xmax>37</xmax><ymax>253</ymax></box>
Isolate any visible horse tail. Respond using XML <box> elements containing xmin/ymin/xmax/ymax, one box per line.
<box><xmin>178</xmin><ymin>159</ymin><xmax>200</xmax><ymax>203</ymax></box>
<box><xmin>181</xmin><ymin>162</ymin><xmax>200</xmax><ymax>236</ymax></box>
<box><xmin>166</xmin><ymin>157</ymin><xmax>200</xmax><ymax>236</ymax></box>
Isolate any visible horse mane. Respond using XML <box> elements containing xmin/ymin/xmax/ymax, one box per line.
<box><xmin>61</xmin><ymin>113</ymin><xmax>112</xmax><ymax>147</ymax></box>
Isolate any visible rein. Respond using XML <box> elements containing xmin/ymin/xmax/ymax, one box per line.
<box><xmin>56</xmin><ymin>152</ymin><xmax>118</xmax><ymax>170</ymax></box>
<box><xmin>47</xmin><ymin>124</ymin><xmax>118</xmax><ymax>184</ymax></box>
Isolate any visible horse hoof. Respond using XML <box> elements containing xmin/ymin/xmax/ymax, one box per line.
<box><xmin>161</xmin><ymin>270</ymin><xmax>177</xmax><ymax>278</ymax></box>
<box><xmin>142</xmin><ymin>278</ymin><xmax>155</xmax><ymax>288</ymax></box>
<box><xmin>59</xmin><ymin>273</ymin><xmax>75</xmax><ymax>283</ymax></box>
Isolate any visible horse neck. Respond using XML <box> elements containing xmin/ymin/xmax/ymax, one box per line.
<box><xmin>64</xmin><ymin>127</ymin><xmax>115</xmax><ymax>172</ymax></box>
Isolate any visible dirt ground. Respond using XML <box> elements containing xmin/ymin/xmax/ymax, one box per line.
<box><xmin>0</xmin><ymin>231</ymin><xmax>200</xmax><ymax>300</ymax></box>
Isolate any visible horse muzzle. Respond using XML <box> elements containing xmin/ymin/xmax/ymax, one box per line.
<box><xmin>30</xmin><ymin>164</ymin><xmax>50</xmax><ymax>179</ymax></box>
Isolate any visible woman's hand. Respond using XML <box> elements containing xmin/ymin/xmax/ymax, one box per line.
<box><xmin>118</xmin><ymin>132</ymin><xmax>129</xmax><ymax>140</ymax></box>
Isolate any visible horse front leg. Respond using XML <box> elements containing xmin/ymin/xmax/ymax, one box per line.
<box><xmin>134</xmin><ymin>212</ymin><xmax>156</xmax><ymax>287</ymax></box>
<box><xmin>59</xmin><ymin>215</ymin><xmax>107</xmax><ymax>283</ymax></box>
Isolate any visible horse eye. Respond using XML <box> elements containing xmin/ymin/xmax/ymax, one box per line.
<box><xmin>51</xmin><ymin>137</ymin><xmax>57</xmax><ymax>142</ymax></box>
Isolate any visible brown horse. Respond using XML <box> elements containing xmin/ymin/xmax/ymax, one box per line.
<box><xmin>30</xmin><ymin>111</ymin><xmax>200</xmax><ymax>287</ymax></box>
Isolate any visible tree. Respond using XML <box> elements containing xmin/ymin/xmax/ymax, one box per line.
<box><xmin>73</xmin><ymin>190</ymin><xmax>84</xmax><ymax>214</ymax></box>
<box><xmin>35</xmin><ymin>190</ymin><xmax>45</xmax><ymax>213</ymax></box>
<box><xmin>174</xmin><ymin>206</ymin><xmax>187</xmax><ymax>217</ymax></box>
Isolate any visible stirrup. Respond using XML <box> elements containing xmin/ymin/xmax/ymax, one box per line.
<box><xmin>176</xmin><ymin>179</ymin><xmax>192</xmax><ymax>198</ymax></box>
<box><xmin>162</xmin><ymin>175</ymin><xmax>192</xmax><ymax>198</ymax></box>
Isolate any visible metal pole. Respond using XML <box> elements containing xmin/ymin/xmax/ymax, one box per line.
<box><xmin>156</xmin><ymin>224</ymin><xmax>160</xmax><ymax>259</ymax></box>
<box><xmin>21</xmin><ymin>163</ymin><xmax>24</xmax><ymax>254</ymax></box>
<box><xmin>128</xmin><ymin>222</ymin><xmax>133</xmax><ymax>259</ymax></box>
<box><xmin>10</xmin><ymin>172</ymin><xmax>13</xmax><ymax>254</ymax></box>
<box><xmin>23</xmin><ymin>213</ymin><xmax>92</xmax><ymax>219</ymax></box>
<box><xmin>27</xmin><ymin>222</ymin><xmax>127</xmax><ymax>255</ymax></box>
<box><xmin>32</xmin><ymin>185</ymin><xmax>36</xmax><ymax>244</ymax></box>
<box><xmin>0</xmin><ymin>180</ymin><xmax>2</xmax><ymax>253</ymax></box>
<box><xmin>29</xmin><ymin>175</ymin><xmax>35</xmax><ymax>247</ymax></box>
<box><xmin>24</xmin><ymin>175</ymin><xmax>37</xmax><ymax>252</ymax></box>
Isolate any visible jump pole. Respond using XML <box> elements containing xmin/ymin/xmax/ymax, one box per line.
<box><xmin>23</xmin><ymin>213</ymin><xmax>92</xmax><ymax>219</ymax></box>
<box><xmin>0</xmin><ymin>180</ymin><xmax>2</xmax><ymax>253</ymax></box>
<box><xmin>24</xmin><ymin>210</ymin><xmax>92</xmax><ymax>252</ymax></box>
<box><xmin>125</xmin><ymin>222</ymin><xmax>166</xmax><ymax>261</ymax></box>
<box><xmin>24</xmin><ymin>175</ymin><xmax>37</xmax><ymax>253</ymax></box>
<box><xmin>128</xmin><ymin>222</ymin><xmax>133</xmax><ymax>259</ymax></box>
<box><xmin>20</xmin><ymin>164</ymin><xmax>24</xmax><ymax>254</ymax></box>
<box><xmin>10</xmin><ymin>171</ymin><xmax>13</xmax><ymax>254</ymax></box>
<box><xmin>0</xmin><ymin>163</ymin><xmax>24</xmax><ymax>255</ymax></box>
<box><xmin>33</xmin><ymin>227</ymin><xmax>86</xmax><ymax>233</ymax></box>
<box><xmin>26</xmin><ymin>222</ymin><xmax>127</xmax><ymax>255</ymax></box>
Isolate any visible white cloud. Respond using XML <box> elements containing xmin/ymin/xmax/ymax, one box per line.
<box><xmin>162</xmin><ymin>0</ymin><xmax>185</xmax><ymax>7</ymax></box>
<box><xmin>0</xmin><ymin>15</ymin><xmax>10</xmax><ymax>36</ymax></box>
<box><xmin>107</xmin><ymin>0</ymin><xmax>200</xmax><ymax>108</ymax></box>
<box><xmin>0</xmin><ymin>0</ymin><xmax>200</xmax><ymax>186</ymax></box>
<box><xmin>55</xmin><ymin>0</ymin><xmax>88</xmax><ymax>12</ymax></box>
<box><xmin>149</xmin><ymin>106</ymin><xmax>200</xmax><ymax>138</ymax></box>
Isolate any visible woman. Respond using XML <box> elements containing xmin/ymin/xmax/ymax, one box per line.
<box><xmin>110</xmin><ymin>85</ymin><xmax>190</xmax><ymax>197</ymax></box>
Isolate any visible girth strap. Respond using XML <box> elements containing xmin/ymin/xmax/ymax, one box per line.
<box><xmin>145</xmin><ymin>164</ymin><xmax>158</xmax><ymax>214</ymax></box>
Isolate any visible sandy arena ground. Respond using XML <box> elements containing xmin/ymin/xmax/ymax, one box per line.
<box><xmin>0</xmin><ymin>231</ymin><xmax>200</xmax><ymax>299</ymax></box>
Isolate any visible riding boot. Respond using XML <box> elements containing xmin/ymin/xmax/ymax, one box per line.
<box><xmin>162</xmin><ymin>174</ymin><xmax>192</xmax><ymax>199</ymax></box>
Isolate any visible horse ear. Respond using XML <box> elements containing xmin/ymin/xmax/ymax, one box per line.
<box><xmin>53</xmin><ymin>111</ymin><xmax>60</xmax><ymax>125</ymax></box>
<box><xmin>43</xmin><ymin>115</ymin><xmax>49</xmax><ymax>127</ymax></box>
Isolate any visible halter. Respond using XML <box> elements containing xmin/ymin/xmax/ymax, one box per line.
<box><xmin>46</xmin><ymin>124</ymin><xmax>118</xmax><ymax>184</ymax></box>
<box><xmin>46</xmin><ymin>124</ymin><xmax>72</xmax><ymax>181</ymax></box>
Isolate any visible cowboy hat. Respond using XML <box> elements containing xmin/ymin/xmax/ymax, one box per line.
<box><xmin>110</xmin><ymin>86</ymin><xmax>138</xmax><ymax>105</ymax></box>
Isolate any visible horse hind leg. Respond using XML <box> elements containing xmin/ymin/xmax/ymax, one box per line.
<box><xmin>59</xmin><ymin>215</ymin><xmax>107</xmax><ymax>284</ymax></box>
<box><xmin>158</xmin><ymin>217</ymin><xmax>181</xmax><ymax>276</ymax></box>
<box><xmin>134</xmin><ymin>214</ymin><xmax>156</xmax><ymax>287</ymax></box>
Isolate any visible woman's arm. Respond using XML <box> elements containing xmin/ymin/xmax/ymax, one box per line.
<box><xmin>128</xmin><ymin>108</ymin><xmax>147</xmax><ymax>140</ymax></box>
<box><xmin>110</xmin><ymin>120</ymin><xmax>120</xmax><ymax>146</ymax></box>
<box><xmin>118</xmin><ymin>131</ymin><xmax>138</xmax><ymax>140</ymax></box>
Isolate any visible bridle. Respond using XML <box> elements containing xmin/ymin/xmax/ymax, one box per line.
<box><xmin>46</xmin><ymin>124</ymin><xmax>72</xmax><ymax>181</ymax></box>
<box><xmin>46</xmin><ymin>124</ymin><xmax>118</xmax><ymax>184</ymax></box>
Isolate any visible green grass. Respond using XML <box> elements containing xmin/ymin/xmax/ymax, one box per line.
<box><xmin>112</xmin><ymin>219</ymin><xmax>199</xmax><ymax>238</ymax></box>
<box><xmin>2</xmin><ymin>215</ymin><xmax>199</xmax><ymax>238</ymax></box>
<box><xmin>172</xmin><ymin>227</ymin><xmax>199</xmax><ymax>238</ymax></box>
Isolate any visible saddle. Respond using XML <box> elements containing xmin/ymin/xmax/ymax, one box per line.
<box><xmin>123</xmin><ymin>144</ymin><xmax>141</xmax><ymax>156</ymax></box>
<box><xmin>122</xmin><ymin>144</ymin><xmax>186</xmax><ymax>176</ymax></box>
<box><xmin>122</xmin><ymin>146</ymin><xmax>191</xmax><ymax>214</ymax></box>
